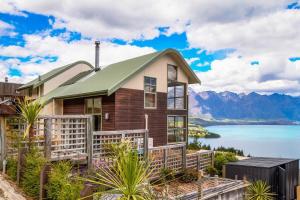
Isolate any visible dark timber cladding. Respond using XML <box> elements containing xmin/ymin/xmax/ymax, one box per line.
<box><xmin>62</xmin><ymin>88</ymin><xmax>177</xmax><ymax>146</ymax></box>
<box><xmin>115</xmin><ymin>88</ymin><xmax>168</xmax><ymax>146</ymax></box>
<box><xmin>225</xmin><ymin>157</ymin><xmax>299</xmax><ymax>200</ymax></box>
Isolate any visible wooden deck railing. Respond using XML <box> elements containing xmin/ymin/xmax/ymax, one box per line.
<box><xmin>3</xmin><ymin>115</ymin><xmax>213</xmax><ymax>174</ymax></box>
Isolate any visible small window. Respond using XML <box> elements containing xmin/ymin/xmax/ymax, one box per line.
<box><xmin>168</xmin><ymin>65</ymin><xmax>177</xmax><ymax>82</ymax></box>
<box><xmin>168</xmin><ymin>116</ymin><xmax>186</xmax><ymax>143</ymax></box>
<box><xmin>144</xmin><ymin>76</ymin><xmax>157</xmax><ymax>108</ymax></box>
<box><xmin>85</xmin><ymin>97</ymin><xmax>102</xmax><ymax>114</ymax></box>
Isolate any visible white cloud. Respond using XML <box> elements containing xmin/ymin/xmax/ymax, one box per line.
<box><xmin>1</xmin><ymin>0</ymin><xmax>300</xmax><ymax>95</ymax></box>
<box><xmin>0</xmin><ymin>20</ymin><xmax>16</xmax><ymax>36</ymax></box>
<box><xmin>2</xmin><ymin>0</ymin><xmax>290</xmax><ymax>41</ymax></box>
<box><xmin>188</xmin><ymin>8</ymin><xmax>300</xmax><ymax>95</ymax></box>
<box><xmin>0</xmin><ymin>34</ymin><xmax>155</xmax><ymax>83</ymax></box>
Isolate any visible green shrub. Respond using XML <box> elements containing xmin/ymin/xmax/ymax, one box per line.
<box><xmin>206</xmin><ymin>166</ymin><xmax>218</xmax><ymax>177</ymax></box>
<box><xmin>6</xmin><ymin>157</ymin><xmax>17</xmax><ymax>181</ymax></box>
<box><xmin>214</xmin><ymin>152</ymin><xmax>238</xmax><ymax>176</ymax></box>
<box><xmin>46</xmin><ymin>161</ymin><xmax>83</xmax><ymax>200</ymax></box>
<box><xmin>179</xmin><ymin>169</ymin><xmax>198</xmax><ymax>183</ymax></box>
<box><xmin>160</xmin><ymin>168</ymin><xmax>175</xmax><ymax>182</ymax></box>
<box><xmin>214</xmin><ymin>146</ymin><xmax>244</xmax><ymax>156</ymax></box>
<box><xmin>21</xmin><ymin>149</ymin><xmax>46</xmax><ymax>198</ymax></box>
<box><xmin>188</xmin><ymin>141</ymin><xmax>211</xmax><ymax>150</ymax></box>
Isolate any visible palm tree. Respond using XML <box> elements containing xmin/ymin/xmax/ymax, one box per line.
<box><xmin>18</xmin><ymin>98</ymin><xmax>44</xmax><ymax>149</ymax></box>
<box><xmin>84</xmin><ymin>140</ymin><xmax>153</xmax><ymax>199</ymax></box>
<box><xmin>246</xmin><ymin>180</ymin><xmax>275</xmax><ymax>200</ymax></box>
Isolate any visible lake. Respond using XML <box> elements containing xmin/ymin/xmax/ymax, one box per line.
<box><xmin>190</xmin><ymin>125</ymin><xmax>300</xmax><ymax>159</ymax></box>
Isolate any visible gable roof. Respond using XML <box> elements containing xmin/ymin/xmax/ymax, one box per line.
<box><xmin>40</xmin><ymin>48</ymin><xmax>201</xmax><ymax>103</ymax></box>
<box><xmin>18</xmin><ymin>60</ymin><xmax>93</xmax><ymax>90</ymax></box>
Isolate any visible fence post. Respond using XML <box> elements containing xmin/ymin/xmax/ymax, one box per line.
<box><xmin>87</xmin><ymin>116</ymin><xmax>93</xmax><ymax>170</ymax></box>
<box><xmin>211</xmin><ymin>151</ymin><xmax>215</xmax><ymax>167</ymax></box>
<box><xmin>144</xmin><ymin>130</ymin><xmax>149</xmax><ymax>160</ymax></box>
<box><xmin>182</xmin><ymin>145</ymin><xmax>187</xmax><ymax>170</ymax></box>
<box><xmin>163</xmin><ymin>148</ymin><xmax>167</xmax><ymax>168</ymax></box>
<box><xmin>39</xmin><ymin>163</ymin><xmax>51</xmax><ymax>200</ymax></box>
<box><xmin>197</xmin><ymin>153</ymin><xmax>201</xmax><ymax>171</ymax></box>
<box><xmin>44</xmin><ymin>118</ymin><xmax>52</xmax><ymax>160</ymax></box>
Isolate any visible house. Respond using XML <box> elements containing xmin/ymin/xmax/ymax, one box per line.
<box><xmin>18</xmin><ymin>48</ymin><xmax>200</xmax><ymax>146</ymax></box>
<box><xmin>0</xmin><ymin>79</ymin><xmax>24</xmax><ymax>115</ymax></box>
<box><xmin>225</xmin><ymin>157</ymin><xmax>299</xmax><ymax>200</ymax></box>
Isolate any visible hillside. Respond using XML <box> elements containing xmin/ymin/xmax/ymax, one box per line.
<box><xmin>189</xmin><ymin>89</ymin><xmax>300</xmax><ymax>122</ymax></box>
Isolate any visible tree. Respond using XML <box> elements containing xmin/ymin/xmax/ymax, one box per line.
<box><xmin>18</xmin><ymin>98</ymin><xmax>44</xmax><ymax>149</ymax></box>
<box><xmin>246</xmin><ymin>180</ymin><xmax>275</xmax><ymax>200</ymax></box>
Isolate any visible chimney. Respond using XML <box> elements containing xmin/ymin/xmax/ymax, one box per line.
<box><xmin>95</xmin><ymin>41</ymin><xmax>100</xmax><ymax>71</ymax></box>
<box><xmin>5</xmin><ymin>77</ymin><xmax>8</xmax><ymax>83</ymax></box>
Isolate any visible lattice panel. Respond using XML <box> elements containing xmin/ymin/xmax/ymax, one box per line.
<box><xmin>166</xmin><ymin>147</ymin><xmax>183</xmax><ymax>173</ymax></box>
<box><xmin>186</xmin><ymin>153</ymin><xmax>198</xmax><ymax>170</ymax></box>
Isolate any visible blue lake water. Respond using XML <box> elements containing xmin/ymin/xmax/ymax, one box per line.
<box><xmin>189</xmin><ymin>125</ymin><xmax>300</xmax><ymax>159</ymax></box>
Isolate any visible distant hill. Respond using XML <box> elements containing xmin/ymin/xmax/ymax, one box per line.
<box><xmin>189</xmin><ymin>89</ymin><xmax>300</xmax><ymax>122</ymax></box>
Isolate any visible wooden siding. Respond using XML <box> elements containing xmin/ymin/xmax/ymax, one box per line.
<box><xmin>0</xmin><ymin>82</ymin><xmax>24</xmax><ymax>97</ymax></box>
<box><xmin>102</xmin><ymin>94</ymin><xmax>115</xmax><ymax>131</ymax></box>
<box><xmin>61</xmin><ymin>88</ymin><xmax>189</xmax><ymax>146</ymax></box>
<box><xmin>115</xmin><ymin>88</ymin><xmax>168</xmax><ymax>146</ymax></box>
<box><xmin>63</xmin><ymin>98</ymin><xmax>85</xmax><ymax>115</ymax></box>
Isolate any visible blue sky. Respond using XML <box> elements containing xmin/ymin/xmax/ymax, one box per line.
<box><xmin>0</xmin><ymin>1</ymin><xmax>300</xmax><ymax>95</ymax></box>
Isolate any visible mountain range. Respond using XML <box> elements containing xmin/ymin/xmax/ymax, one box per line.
<box><xmin>189</xmin><ymin>89</ymin><xmax>300</xmax><ymax>122</ymax></box>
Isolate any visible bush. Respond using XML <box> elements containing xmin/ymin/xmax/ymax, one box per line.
<box><xmin>21</xmin><ymin>149</ymin><xmax>46</xmax><ymax>198</ymax></box>
<box><xmin>160</xmin><ymin>168</ymin><xmax>175</xmax><ymax>182</ymax></box>
<box><xmin>6</xmin><ymin>157</ymin><xmax>17</xmax><ymax>181</ymax></box>
<box><xmin>46</xmin><ymin>161</ymin><xmax>83</xmax><ymax>200</ymax></box>
<box><xmin>214</xmin><ymin>146</ymin><xmax>244</xmax><ymax>156</ymax></box>
<box><xmin>188</xmin><ymin>141</ymin><xmax>211</xmax><ymax>151</ymax></box>
<box><xmin>206</xmin><ymin>166</ymin><xmax>218</xmax><ymax>177</ymax></box>
<box><xmin>214</xmin><ymin>152</ymin><xmax>237</xmax><ymax>176</ymax></box>
<box><xmin>179</xmin><ymin>169</ymin><xmax>198</xmax><ymax>183</ymax></box>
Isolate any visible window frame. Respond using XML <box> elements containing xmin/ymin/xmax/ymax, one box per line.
<box><xmin>167</xmin><ymin>82</ymin><xmax>187</xmax><ymax>110</ymax></box>
<box><xmin>167</xmin><ymin>64</ymin><xmax>178</xmax><ymax>83</ymax></box>
<box><xmin>144</xmin><ymin>76</ymin><xmax>157</xmax><ymax>109</ymax></box>
<box><xmin>84</xmin><ymin>97</ymin><xmax>102</xmax><ymax>115</ymax></box>
<box><xmin>167</xmin><ymin>115</ymin><xmax>187</xmax><ymax>144</ymax></box>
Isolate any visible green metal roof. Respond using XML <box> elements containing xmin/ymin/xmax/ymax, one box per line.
<box><xmin>40</xmin><ymin>48</ymin><xmax>201</xmax><ymax>103</ymax></box>
<box><xmin>18</xmin><ymin>60</ymin><xmax>93</xmax><ymax>90</ymax></box>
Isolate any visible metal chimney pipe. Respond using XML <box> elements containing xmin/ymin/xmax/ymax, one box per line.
<box><xmin>5</xmin><ymin>77</ymin><xmax>8</xmax><ymax>83</ymax></box>
<box><xmin>95</xmin><ymin>41</ymin><xmax>100</xmax><ymax>71</ymax></box>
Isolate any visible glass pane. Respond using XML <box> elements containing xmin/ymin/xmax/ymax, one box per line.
<box><xmin>150</xmin><ymin>77</ymin><xmax>156</xmax><ymax>86</ymax></box>
<box><xmin>168</xmin><ymin>86</ymin><xmax>175</xmax><ymax>98</ymax></box>
<box><xmin>168</xmin><ymin>65</ymin><xmax>177</xmax><ymax>81</ymax></box>
<box><xmin>168</xmin><ymin>116</ymin><xmax>175</xmax><ymax>128</ymax></box>
<box><xmin>168</xmin><ymin>98</ymin><xmax>175</xmax><ymax>109</ymax></box>
<box><xmin>145</xmin><ymin>93</ymin><xmax>156</xmax><ymax>107</ymax></box>
<box><xmin>150</xmin><ymin>85</ymin><xmax>156</xmax><ymax>92</ymax></box>
<box><xmin>85</xmin><ymin>99</ymin><xmax>93</xmax><ymax>114</ymax></box>
<box><xmin>144</xmin><ymin>85</ymin><xmax>151</xmax><ymax>92</ymax></box>
<box><xmin>175</xmin><ymin>129</ymin><xmax>184</xmax><ymax>142</ymax></box>
<box><xmin>93</xmin><ymin>98</ymin><xmax>102</xmax><ymax>113</ymax></box>
<box><xmin>175</xmin><ymin>85</ymin><xmax>184</xmax><ymax>97</ymax></box>
<box><xmin>168</xmin><ymin>130</ymin><xmax>176</xmax><ymax>143</ymax></box>
<box><xmin>175</xmin><ymin>116</ymin><xmax>184</xmax><ymax>128</ymax></box>
<box><xmin>144</xmin><ymin>76</ymin><xmax>151</xmax><ymax>85</ymax></box>
<box><xmin>175</xmin><ymin>98</ymin><xmax>184</xmax><ymax>109</ymax></box>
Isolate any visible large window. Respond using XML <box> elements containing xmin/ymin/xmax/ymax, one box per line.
<box><xmin>168</xmin><ymin>84</ymin><xmax>186</xmax><ymax>109</ymax></box>
<box><xmin>168</xmin><ymin>64</ymin><xmax>177</xmax><ymax>82</ymax></box>
<box><xmin>144</xmin><ymin>76</ymin><xmax>157</xmax><ymax>108</ymax></box>
<box><xmin>168</xmin><ymin>116</ymin><xmax>186</xmax><ymax>143</ymax></box>
<box><xmin>85</xmin><ymin>97</ymin><xmax>102</xmax><ymax>114</ymax></box>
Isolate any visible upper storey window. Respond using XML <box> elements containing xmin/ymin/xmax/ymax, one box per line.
<box><xmin>144</xmin><ymin>76</ymin><xmax>157</xmax><ymax>108</ymax></box>
<box><xmin>168</xmin><ymin>65</ymin><xmax>177</xmax><ymax>82</ymax></box>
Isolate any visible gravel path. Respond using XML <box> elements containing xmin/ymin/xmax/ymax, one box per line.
<box><xmin>0</xmin><ymin>174</ymin><xmax>27</xmax><ymax>200</ymax></box>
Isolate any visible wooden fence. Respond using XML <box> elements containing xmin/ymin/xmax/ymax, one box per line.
<box><xmin>2</xmin><ymin>115</ymin><xmax>213</xmax><ymax>174</ymax></box>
